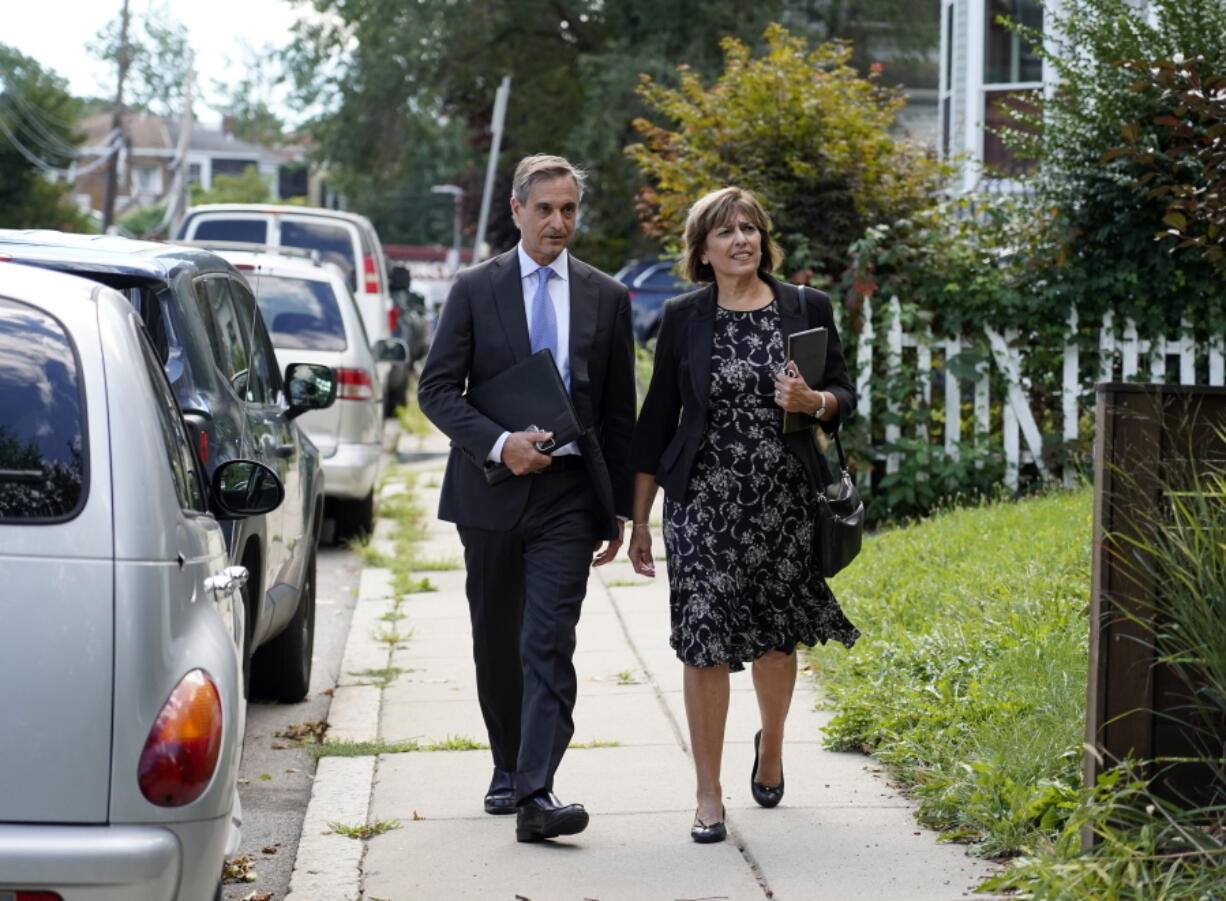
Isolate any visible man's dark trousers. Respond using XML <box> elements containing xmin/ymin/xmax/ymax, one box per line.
<box><xmin>459</xmin><ymin>468</ymin><xmax>597</xmax><ymax>800</ymax></box>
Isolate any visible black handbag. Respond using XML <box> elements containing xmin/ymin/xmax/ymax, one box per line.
<box><xmin>815</xmin><ymin>429</ymin><xmax>865</xmax><ymax>578</ymax></box>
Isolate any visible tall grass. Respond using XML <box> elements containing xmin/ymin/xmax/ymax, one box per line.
<box><xmin>808</xmin><ymin>488</ymin><xmax>1092</xmax><ymax>857</ymax></box>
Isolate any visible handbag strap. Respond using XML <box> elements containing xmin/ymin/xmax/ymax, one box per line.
<box><xmin>796</xmin><ymin>283</ymin><xmax>850</xmax><ymax>477</ymax></box>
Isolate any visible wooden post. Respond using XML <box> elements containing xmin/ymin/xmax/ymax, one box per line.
<box><xmin>944</xmin><ymin>332</ymin><xmax>962</xmax><ymax>459</ymax></box>
<box><xmin>1063</xmin><ymin>308</ymin><xmax>1080</xmax><ymax>488</ymax></box>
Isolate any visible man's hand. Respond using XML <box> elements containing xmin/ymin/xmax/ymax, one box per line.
<box><xmin>592</xmin><ymin>520</ymin><xmax>625</xmax><ymax>567</ymax></box>
<box><xmin>501</xmin><ymin>430</ymin><xmax>554</xmax><ymax>475</ymax></box>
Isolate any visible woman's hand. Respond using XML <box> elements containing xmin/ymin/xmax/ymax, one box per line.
<box><xmin>772</xmin><ymin>361</ymin><xmax>822</xmax><ymax>415</ymax></box>
<box><xmin>628</xmin><ymin>524</ymin><xmax>656</xmax><ymax>578</ymax></box>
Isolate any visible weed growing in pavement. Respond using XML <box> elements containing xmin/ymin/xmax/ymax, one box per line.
<box><xmin>807</xmin><ymin>487</ymin><xmax>1091</xmax><ymax>858</ymax></box>
<box><xmin>378</xmin><ymin>609</ymin><xmax>406</xmax><ymax>622</ymax></box>
<box><xmin>614</xmin><ymin>669</ymin><xmax>639</xmax><ymax>685</ymax></box>
<box><xmin>349</xmin><ymin>667</ymin><xmax>407</xmax><ymax>689</ymax></box>
<box><xmin>397</xmin><ymin>396</ymin><xmax>432</xmax><ymax>447</ymax></box>
<box><xmin>308</xmin><ymin>735</ymin><xmax>489</xmax><ymax>758</ymax></box>
<box><xmin>568</xmin><ymin>740</ymin><xmax>623</xmax><ymax>749</ymax></box>
<box><xmin>373</xmin><ymin>628</ymin><xmax>413</xmax><ymax>646</ymax></box>
<box><xmin>347</xmin><ymin>536</ymin><xmax>388</xmax><ymax>569</ymax></box>
<box><xmin>327</xmin><ymin>819</ymin><xmax>400</xmax><ymax>840</ymax></box>
<box><xmin>393</xmin><ymin>574</ymin><xmax>438</xmax><ymax>595</ymax></box>
<box><xmin>605</xmin><ymin>579</ymin><xmax>649</xmax><ymax>587</ymax></box>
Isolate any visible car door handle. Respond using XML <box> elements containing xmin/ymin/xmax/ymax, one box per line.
<box><xmin>273</xmin><ymin>443</ymin><xmax>296</xmax><ymax>459</ymax></box>
<box><xmin>205</xmin><ymin>565</ymin><xmax>249</xmax><ymax>596</ymax></box>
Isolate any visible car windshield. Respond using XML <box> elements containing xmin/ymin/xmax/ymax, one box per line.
<box><xmin>280</xmin><ymin>221</ymin><xmax>355</xmax><ymax>284</ymax></box>
<box><xmin>250</xmin><ymin>274</ymin><xmax>348</xmax><ymax>352</ymax></box>
<box><xmin>0</xmin><ymin>297</ymin><xmax>86</xmax><ymax>521</ymax></box>
<box><xmin>191</xmin><ymin>218</ymin><xmax>269</xmax><ymax>244</ymax></box>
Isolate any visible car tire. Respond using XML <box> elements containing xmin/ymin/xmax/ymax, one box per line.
<box><xmin>384</xmin><ymin>366</ymin><xmax>408</xmax><ymax>417</ymax></box>
<box><xmin>335</xmin><ymin>489</ymin><xmax>375</xmax><ymax>543</ymax></box>
<box><xmin>250</xmin><ymin>549</ymin><xmax>316</xmax><ymax>703</ymax></box>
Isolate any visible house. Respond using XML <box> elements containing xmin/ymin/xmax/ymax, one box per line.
<box><xmin>939</xmin><ymin>0</ymin><xmax>1050</xmax><ymax>192</ymax></box>
<box><xmin>73</xmin><ymin>112</ymin><xmax>305</xmax><ymax>218</ymax></box>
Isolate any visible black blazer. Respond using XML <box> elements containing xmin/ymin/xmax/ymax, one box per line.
<box><xmin>630</xmin><ymin>275</ymin><xmax>856</xmax><ymax>502</ymax></box>
<box><xmin>417</xmin><ymin>248</ymin><xmax>636</xmax><ymax>539</ymax></box>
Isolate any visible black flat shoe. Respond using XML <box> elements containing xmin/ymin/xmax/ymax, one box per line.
<box><xmin>515</xmin><ymin>792</ymin><xmax>589</xmax><ymax>842</ymax></box>
<box><xmin>751</xmin><ymin>729</ymin><xmax>784</xmax><ymax>808</ymax></box>
<box><xmin>690</xmin><ymin>806</ymin><xmax>727</xmax><ymax>844</ymax></box>
<box><xmin>484</xmin><ymin>768</ymin><xmax>516</xmax><ymax>815</ymax></box>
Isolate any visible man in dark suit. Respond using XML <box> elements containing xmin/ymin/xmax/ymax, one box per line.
<box><xmin>417</xmin><ymin>154</ymin><xmax>636</xmax><ymax>842</ymax></box>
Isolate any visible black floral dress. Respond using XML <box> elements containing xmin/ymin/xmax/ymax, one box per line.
<box><xmin>663</xmin><ymin>300</ymin><xmax>860</xmax><ymax>671</ymax></box>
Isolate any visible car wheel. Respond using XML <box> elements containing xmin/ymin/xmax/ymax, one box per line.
<box><xmin>384</xmin><ymin>367</ymin><xmax>408</xmax><ymax>417</ymax></box>
<box><xmin>250</xmin><ymin>549</ymin><xmax>316</xmax><ymax>703</ymax></box>
<box><xmin>335</xmin><ymin>490</ymin><xmax>375</xmax><ymax>543</ymax></box>
<box><xmin>240</xmin><ymin>582</ymin><xmax>254</xmax><ymax>700</ymax></box>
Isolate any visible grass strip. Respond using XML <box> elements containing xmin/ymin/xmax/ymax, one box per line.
<box><xmin>808</xmin><ymin>487</ymin><xmax>1092</xmax><ymax>858</ymax></box>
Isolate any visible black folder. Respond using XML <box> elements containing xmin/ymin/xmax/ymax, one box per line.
<box><xmin>466</xmin><ymin>349</ymin><xmax>585</xmax><ymax>485</ymax></box>
<box><xmin>782</xmin><ymin>326</ymin><xmax>828</xmax><ymax>434</ymax></box>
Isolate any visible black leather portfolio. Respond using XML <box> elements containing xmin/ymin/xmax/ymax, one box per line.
<box><xmin>782</xmin><ymin>326</ymin><xmax>829</xmax><ymax>434</ymax></box>
<box><xmin>466</xmin><ymin>349</ymin><xmax>585</xmax><ymax>485</ymax></box>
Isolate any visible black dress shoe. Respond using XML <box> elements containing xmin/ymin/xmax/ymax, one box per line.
<box><xmin>515</xmin><ymin>792</ymin><xmax>589</xmax><ymax>842</ymax></box>
<box><xmin>484</xmin><ymin>768</ymin><xmax>516</xmax><ymax>815</ymax></box>
<box><xmin>751</xmin><ymin>729</ymin><xmax>784</xmax><ymax>808</ymax></box>
<box><xmin>690</xmin><ymin>807</ymin><xmax>727</xmax><ymax>844</ymax></box>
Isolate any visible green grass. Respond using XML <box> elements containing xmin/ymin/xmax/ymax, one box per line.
<box><xmin>308</xmin><ymin>735</ymin><xmax>489</xmax><ymax>758</ymax></box>
<box><xmin>349</xmin><ymin>666</ymin><xmax>406</xmax><ymax>689</ymax></box>
<box><xmin>808</xmin><ymin>487</ymin><xmax>1092</xmax><ymax>858</ymax></box>
<box><xmin>327</xmin><ymin>819</ymin><xmax>400</xmax><ymax>840</ymax></box>
<box><xmin>397</xmin><ymin>396</ymin><xmax>432</xmax><ymax>446</ymax></box>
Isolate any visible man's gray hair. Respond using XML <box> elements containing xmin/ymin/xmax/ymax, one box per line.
<box><xmin>511</xmin><ymin>154</ymin><xmax>587</xmax><ymax>205</ymax></box>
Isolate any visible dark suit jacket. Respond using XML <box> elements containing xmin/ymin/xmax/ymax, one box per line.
<box><xmin>417</xmin><ymin>248</ymin><xmax>636</xmax><ymax>540</ymax></box>
<box><xmin>630</xmin><ymin>275</ymin><xmax>856</xmax><ymax>502</ymax></box>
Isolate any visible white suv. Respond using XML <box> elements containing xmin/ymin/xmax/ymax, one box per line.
<box><xmin>175</xmin><ymin>204</ymin><xmax>410</xmax><ymax>416</ymax></box>
<box><xmin>214</xmin><ymin>247</ymin><xmax>407</xmax><ymax>539</ymax></box>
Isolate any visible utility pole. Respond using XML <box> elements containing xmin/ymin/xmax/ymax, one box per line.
<box><xmin>156</xmin><ymin>51</ymin><xmax>193</xmax><ymax>236</ymax></box>
<box><xmin>101</xmin><ymin>0</ymin><xmax>131</xmax><ymax>232</ymax></box>
<box><xmin>472</xmin><ymin>75</ymin><xmax>511</xmax><ymax>264</ymax></box>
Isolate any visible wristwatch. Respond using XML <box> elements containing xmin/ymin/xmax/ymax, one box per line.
<box><xmin>812</xmin><ymin>391</ymin><xmax>828</xmax><ymax>420</ymax></box>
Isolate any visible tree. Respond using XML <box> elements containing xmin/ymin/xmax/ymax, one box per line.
<box><xmin>212</xmin><ymin>44</ymin><xmax>284</xmax><ymax>148</ymax></box>
<box><xmin>626</xmin><ymin>23</ymin><xmax>948</xmax><ymax>285</ymax></box>
<box><xmin>1112</xmin><ymin>55</ymin><xmax>1226</xmax><ymax>273</ymax></box>
<box><xmin>999</xmin><ymin>0</ymin><xmax>1226</xmax><ymax>335</ymax></box>
<box><xmin>0</xmin><ymin>44</ymin><xmax>91</xmax><ymax>230</ymax></box>
<box><xmin>89</xmin><ymin>2</ymin><xmax>191</xmax><ymax>118</ymax></box>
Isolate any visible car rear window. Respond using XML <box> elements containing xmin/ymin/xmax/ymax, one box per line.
<box><xmin>250</xmin><ymin>275</ymin><xmax>347</xmax><ymax>352</ymax></box>
<box><xmin>280</xmin><ymin>221</ymin><xmax>356</xmax><ymax>286</ymax></box>
<box><xmin>192</xmin><ymin>218</ymin><xmax>269</xmax><ymax>244</ymax></box>
<box><xmin>0</xmin><ymin>297</ymin><xmax>87</xmax><ymax>522</ymax></box>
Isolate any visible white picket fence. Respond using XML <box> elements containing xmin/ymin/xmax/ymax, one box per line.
<box><xmin>848</xmin><ymin>296</ymin><xmax>1226</xmax><ymax>490</ymax></box>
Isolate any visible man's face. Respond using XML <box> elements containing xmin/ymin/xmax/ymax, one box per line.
<box><xmin>511</xmin><ymin>175</ymin><xmax>579</xmax><ymax>265</ymax></box>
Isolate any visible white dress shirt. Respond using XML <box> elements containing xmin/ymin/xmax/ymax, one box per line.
<box><xmin>486</xmin><ymin>243</ymin><xmax>579</xmax><ymax>462</ymax></box>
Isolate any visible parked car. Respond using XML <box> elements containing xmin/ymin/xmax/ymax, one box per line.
<box><xmin>613</xmin><ymin>256</ymin><xmax>693</xmax><ymax>346</ymax></box>
<box><xmin>212</xmin><ymin>246</ymin><xmax>408</xmax><ymax>540</ymax></box>
<box><xmin>388</xmin><ymin>262</ymin><xmax>429</xmax><ymax>367</ymax></box>
<box><xmin>174</xmin><ymin>204</ymin><xmax>411</xmax><ymax>415</ymax></box>
<box><xmin>0</xmin><ymin>263</ymin><xmax>285</xmax><ymax>900</ymax></box>
<box><xmin>0</xmin><ymin>230</ymin><xmax>336</xmax><ymax>703</ymax></box>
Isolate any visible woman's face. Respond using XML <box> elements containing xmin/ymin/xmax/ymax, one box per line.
<box><xmin>703</xmin><ymin>211</ymin><xmax>762</xmax><ymax>281</ymax></box>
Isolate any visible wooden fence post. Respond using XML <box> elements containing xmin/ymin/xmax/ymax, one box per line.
<box><xmin>1063</xmin><ymin>307</ymin><xmax>1080</xmax><ymax>488</ymax></box>
<box><xmin>885</xmin><ymin>296</ymin><xmax>902</xmax><ymax>475</ymax></box>
<box><xmin>944</xmin><ymin>332</ymin><xmax>962</xmax><ymax>459</ymax></box>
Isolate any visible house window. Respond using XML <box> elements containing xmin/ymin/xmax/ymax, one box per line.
<box><xmin>982</xmin><ymin>0</ymin><xmax>1042</xmax><ymax>178</ymax></box>
<box><xmin>131</xmin><ymin>165</ymin><xmax>163</xmax><ymax>199</ymax></box>
<box><xmin>985</xmin><ymin>0</ymin><xmax>1042</xmax><ymax>84</ymax></box>
<box><xmin>188</xmin><ymin>163</ymin><xmax>202</xmax><ymax>186</ymax></box>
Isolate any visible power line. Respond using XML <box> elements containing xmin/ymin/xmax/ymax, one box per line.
<box><xmin>0</xmin><ymin>113</ymin><xmax>120</xmax><ymax>178</ymax></box>
<box><xmin>0</xmin><ymin>95</ymin><xmax>82</xmax><ymax>162</ymax></box>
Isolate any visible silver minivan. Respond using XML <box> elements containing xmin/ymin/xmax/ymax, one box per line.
<box><xmin>0</xmin><ymin>264</ymin><xmax>283</xmax><ymax>900</ymax></box>
<box><xmin>175</xmin><ymin>204</ymin><xmax>410</xmax><ymax>416</ymax></box>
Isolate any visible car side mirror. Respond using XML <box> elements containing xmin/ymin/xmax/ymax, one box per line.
<box><xmin>284</xmin><ymin>362</ymin><xmax>337</xmax><ymax>419</ymax></box>
<box><xmin>210</xmin><ymin>459</ymin><xmax>284</xmax><ymax>519</ymax></box>
<box><xmin>388</xmin><ymin>264</ymin><xmax>412</xmax><ymax>291</ymax></box>
<box><xmin>373</xmin><ymin>338</ymin><xmax>409</xmax><ymax>363</ymax></box>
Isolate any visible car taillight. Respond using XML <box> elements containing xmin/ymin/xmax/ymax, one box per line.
<box><xmin>198</xmin><ymin>430</ymin><xmax>208</xmax><ymax>466</ymax></box>
<box><xmin>388</xmin><ymin>306</ymin><xmax>399</xmax><ymax>334</ymax></box>
<box><xmin>336</xmin><ymin>367</ymin><xmax>375</xmax><ymax>401</ymax></box>
<box><xmin>138</xmin><ymin>669</ymin><xmax>223</xmax><ymax>807</ymax></box>
<box><xmin>363</xmin><ymin>254</ymin><xmax>379</xmax><ymax>294</ymax></box>
<box><xmin>12</xmin><ymin>893</ymin><xmax>63</xmax><ymax>900</ymax></box>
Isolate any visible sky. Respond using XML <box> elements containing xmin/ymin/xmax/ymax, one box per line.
<box><xmin>4</xmin><ymin>0</ymin><xmax>315</xmax><ymax>126</ymax></box>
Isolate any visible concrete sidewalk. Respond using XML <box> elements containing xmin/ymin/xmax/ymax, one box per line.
<box><xmin>286</xmin><ymin>428</ymin><xmax>997</xmax><ymax>900</ymax></box>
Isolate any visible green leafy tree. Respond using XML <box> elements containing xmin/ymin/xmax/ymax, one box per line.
<box><xmin>212</xmin><ymin>44</ymin><xmax>284</xmax><ymax>148</ymax></box>
<box><xmin>0</xmin><ymin>44</ymin><xmax>91</xmax><ymax>230</ymax></box>
<box><xmin>1111</xmin><ymin>55</ymin><xmax>1226</xmax><ymax>272</ymax></box>
<box><xmin>1001</xmin><ymin>0</ymin><xmax>1226</xmax><ymax>335</ymax></box>
<box><xmin>189</xmin><ymin>166</ymin><xmax>271</xmax><ymax>205</ymax></box>
<box><xmin>90</xmin><ymin>2</ymin><xmax>191</xmax><ymax>118</ymax></box>
<box><xmin>626</xmin><ymin>23</ymin><xmax>948</xmax><ymax>285</ymax></box>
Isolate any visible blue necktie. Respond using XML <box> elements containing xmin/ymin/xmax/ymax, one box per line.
<box><xmin>530</xmin><ymin>266</ymin><xmax>558</xmax><ymax>363</ymax></box>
